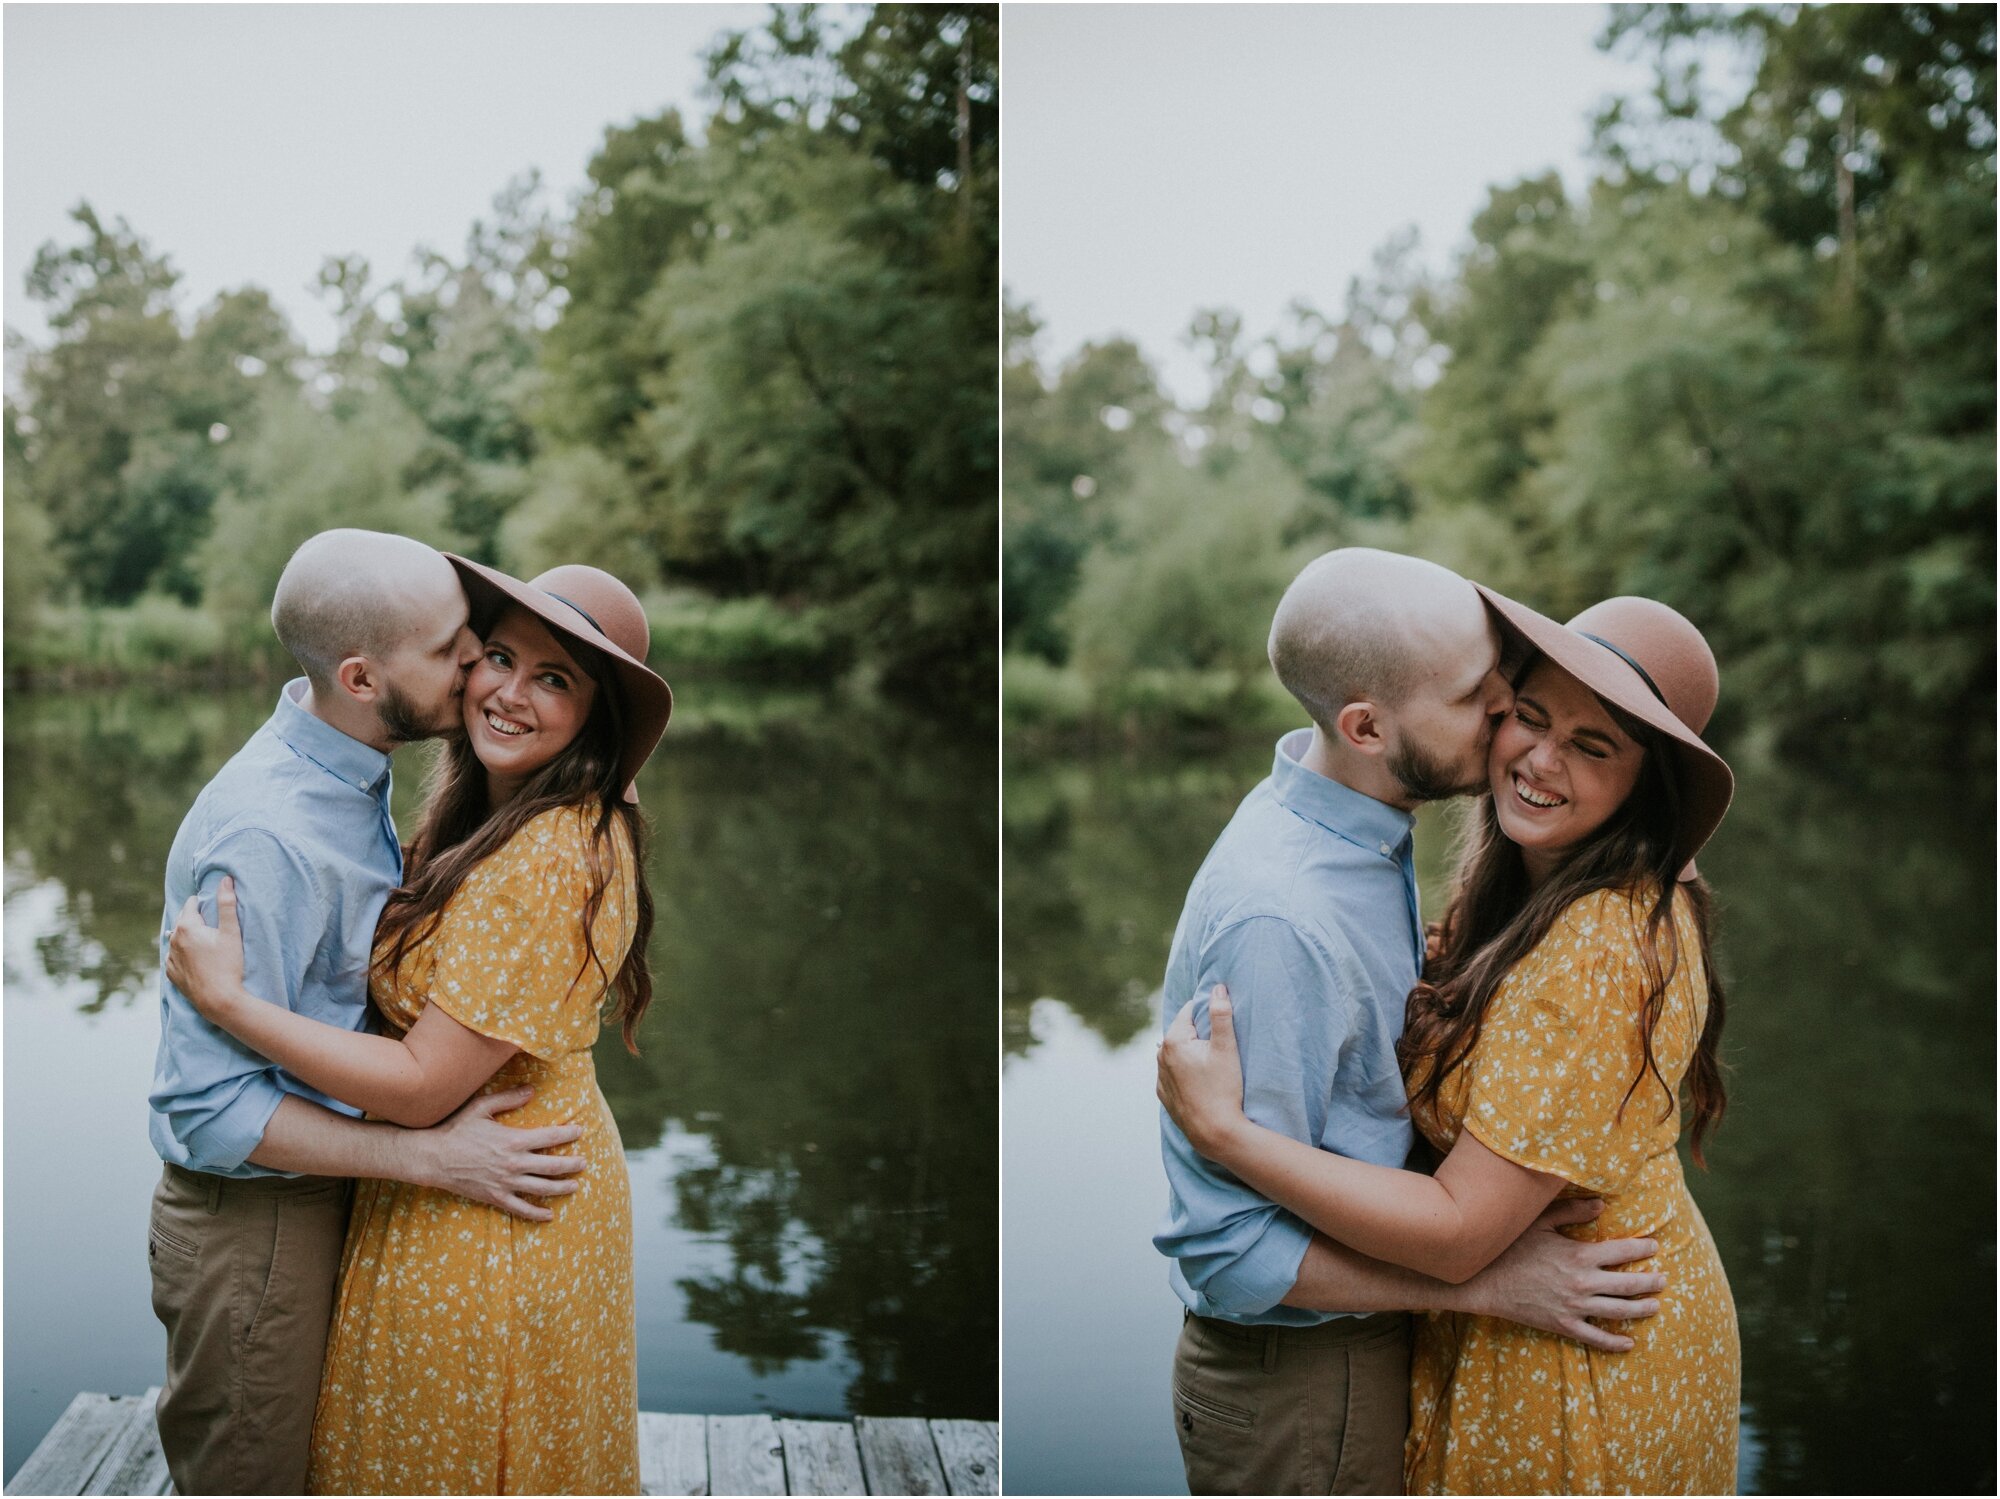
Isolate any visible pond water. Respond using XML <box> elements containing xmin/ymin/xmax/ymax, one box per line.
<box><xmin>3</xmin><ymin>683</ymin><xmax>998</xmax><ymax>1480</ymax></box>
<box><xmin>1001</xmin><ymin>735</ymin><xmax>1994</xmax><ymax>1496</ymax></box>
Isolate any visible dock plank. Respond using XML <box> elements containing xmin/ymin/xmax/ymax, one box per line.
<box><xmin>80</xmin><ymin>1388</ymin><xmax>168</xmax><ymax>1497</ymax></box>
<box><xmin>7</xmin><ymin>1393</ymin><xmax>136</xmax><ymax>1496</ymax></box>
<box><xmin>706</xmin><ymin>1415</ymin><xmax>784</xmax><ymax>1496</ymax></box>
<box><xmin>853</xmin><ymin>1416</ymin><xmax>946</xmax><ymax>1496</ymax></box>
<box><xmin>639</xmin><ymin>1411</ymin><xmax>708</xmax><ymax>1496</ymax></box>
<box><xmin>927</xmin><ymin>1420</ymin><xmax>997</xmax><ymax>1496</ymax></box>
<box><xmin>776</xmin><ymin>1418</ymin><xmax>865</xmax><ymax>1496</ymax></box>
<box><xmin>17</xmin><ymin>1397</ymin><xmax>999</xmax><ymax>1497</ymax></box>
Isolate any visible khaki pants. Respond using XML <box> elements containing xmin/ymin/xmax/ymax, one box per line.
<box><xmin>148</xmin><ymin>1163</ymin><xmax>352</xmax><ymax>1496</ymax></box>
<box><xmin>1172</xmin><ymin>1309</ymin><xmax>1412</xmax><ymax>1496</ymax></box>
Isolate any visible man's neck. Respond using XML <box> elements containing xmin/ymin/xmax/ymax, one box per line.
<box><xmin>297</xmin><ymin>682</ymin><xmax>396</xmax><ymax>757</ymax></box>
<box><xmin>1298</xmin><ymin>726</ymin><xmax>1419</xmax><ymax>813</ymax></box>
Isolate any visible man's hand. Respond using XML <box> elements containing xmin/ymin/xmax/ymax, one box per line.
<box><xmin>406</xmin><ymin>1086</ymin><xmax>587</xmax><ymax>1222</ymax></box>
<box><xmin>1455</xmin><ymin>1197</ymin><xmax>1666</xmax><ymax>1353</ymax></box>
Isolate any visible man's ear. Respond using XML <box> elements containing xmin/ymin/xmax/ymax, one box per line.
<box><xmin>334</xmin><ymin>655</ymin><xmax>378</xmax><ymax>704</ymax></box>
<box><xmin>1333</xmin><ymin>699</ymin><xmax>1389</xmax><ymax>758</ymax></box>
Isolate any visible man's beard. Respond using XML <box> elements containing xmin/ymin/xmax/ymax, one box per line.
<box><xmin>1387</xmin><ymin>732</ymin><xmax>1484</xmax><ymax>804</ymax></box>
<box><xmin>376</xmin><ymin>680</ymin><xmax>458</xmax><ymax>745</ymax></box>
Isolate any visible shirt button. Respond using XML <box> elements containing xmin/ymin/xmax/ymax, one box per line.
<box><xmin>1379</xmin><ymin>841</ymin><xmax>1392</xmax><ymax>856</ymax></box>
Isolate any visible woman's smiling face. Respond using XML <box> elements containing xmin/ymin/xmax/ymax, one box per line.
<box><xmin>464</xmin><ymin>605</ymin><xmax>598</xmax><ymax>798</ymax></box>
<box><xmin>1489</xmin><ymin>657</ymin><xmax>1645</xmax><ymax>880</ymax></box>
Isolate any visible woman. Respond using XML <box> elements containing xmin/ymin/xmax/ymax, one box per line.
<box><xmin>1158</xmin><ymin>591</ymin><xmax>1740</xmax><ymax>1494</ymax></box>
<box><xmin>165</xmin><ymin>557</ymin><xmax>672</xmax><ymax>1496</ymax></box>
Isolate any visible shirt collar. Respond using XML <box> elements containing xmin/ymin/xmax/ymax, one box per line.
<box><xmin>1272</xmin><ymin>727</ymin><xmax>1416</xmax><ymax>861</ymax></box>
<box><xmin>271</xmin><ymin>678</ymin><xmax>394</xmax><ymax>797</ymax></box>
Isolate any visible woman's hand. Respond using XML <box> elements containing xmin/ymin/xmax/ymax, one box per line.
<box><xmin>166</xmin><ymin>876</ymin><xmax>251</xmax><ymax>1027</ymax></box>
<box><xmin>1157</xmin><ymin>984</ymin><xmax>1250</xmax><ymax>1160</ymax></box>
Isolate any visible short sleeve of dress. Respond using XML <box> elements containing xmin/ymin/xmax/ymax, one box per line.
<box><xmin>1457</xmin><ymin>890</ymin><xmax>1664</xmax><ymax>1195</ymax></box>
<box><xmin>424</xmin><ymin>806</ymin><xmax>621</xmax><ymax>1061</ymax></box>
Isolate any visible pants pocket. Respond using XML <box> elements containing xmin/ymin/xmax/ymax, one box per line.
<box><xmin>1174</xmin><ymin>1322</ymin><xmax>1275</xmax><ymax>1496</ymax></box>
<box><xmin>1173</xmin><ymin>1380</ymin><xmax>1256</xmax><ymax>1432</ymax></box>
<box><xmin>150</xmin><ymin>1221</ymin><xmax>199</xmax><ymax>1263</ymax></box>
<box><xmin>148</xmin><ymin>1178</ymin><xmax>203</xmax><ymax>1321</ymax></box>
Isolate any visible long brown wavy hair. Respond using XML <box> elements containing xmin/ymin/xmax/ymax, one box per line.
<box><xmin>374</xmin><ymin>631</ymin><xmax>656</xmax><ymax>1053</ymax></box>
<box><xmin>1397</xmin><ymin>673</ymin><xmax>1728</xmax><ymax>1165</ymax></box>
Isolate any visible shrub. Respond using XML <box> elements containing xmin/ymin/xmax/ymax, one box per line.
<box><xmin>644</xmin><ymin>593</ymin><xmax>850</xmax><ymax>682</ymax></box>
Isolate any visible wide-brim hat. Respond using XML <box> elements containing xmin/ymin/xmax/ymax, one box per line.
<box><xmin>1474</xmin><ymin>586</ymin><xmax>1732</xmax><ymax>881</ymax></box>
<box><xmin>445</xmin><ymin>555</ymin><xmax>673</xmax><ymax>804</ymax></box>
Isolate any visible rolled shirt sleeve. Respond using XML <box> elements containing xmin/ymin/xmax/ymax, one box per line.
<box><xmin>151</xmin><ymin>828</ymin><xmax>336</xmax><ymax>1172</ymax></box>
<box><xmin>1156</xmin><ymin>914</ymin><xmax>1354</xmax><ymax>1318</ymax></box>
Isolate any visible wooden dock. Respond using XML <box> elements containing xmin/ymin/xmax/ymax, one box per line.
<box><xmin>7</xmin><ymin>1391</ymin><xmax>998</xmax><ymax>1497</ymax></box>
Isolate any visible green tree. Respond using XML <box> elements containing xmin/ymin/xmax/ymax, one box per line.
<box><xmin>196</xmin><ymin>387</ymin><xmax>465</xmax><ymax>645</ymax></box>
<box><xmin>1001</xmin><ymin>300</ymin><xmax>1173</xmax><ymax>662</ymax></box>
<box><xmin>1556</xmin><ymin>4</ymin><xmax>1996</xmax><ymax>757</ymax></box>
<box><xmin>307</xmin><ymin>176</ymin><xmax>560</xmax><ymax>562</ymax></box>
<box><xmin>536</xmin><ymin>112</ymin><xmax>709</xmax><ymax>467</ymax></box>
<box><xmin>532</xmin><ymin>5</ymin><xmax>998</xmax><ymax>704</ymax></box>
<box><xmin>1400</xmin><ymin>172</ymin><xmax>1593</xmax><ymax>577</ymax></box>
<box><xmin>1064</xmin><ymin>442</ymin><xmax>1313</xmax><ymax>686</ymax></box>
<box><xmin>12</xmin><ymin>206</ymin><xmax>300</xmax><ymax>604</ymax></box>
<box><xmin>634</xmin><ymin>141</ymin><xmax>994</xmax><ymax>698</ymax></box>
<box><xmin>3</xmin><ymin>396</ymin><xmax>56</xmax><ymax>645</ymax></box>
<box><xmin>1255</xmin><ymin>231</ymin><xmax>1435</xmax><ymax>535</ymax></box>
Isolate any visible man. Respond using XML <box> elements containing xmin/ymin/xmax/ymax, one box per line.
<box><xmin>1155</xmin><ymin>548</ymin><xmax>1669</xmax><ymax>1495</ymax></box>
<box><xmin>147</xmin><ymin>529</ymin><xmax>589</xmax><ymax>1496</ymax></box>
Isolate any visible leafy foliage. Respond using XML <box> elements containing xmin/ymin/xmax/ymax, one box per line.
<box><xmin>1005</xmin><ymin>3</ymin><xmax>1994</xmax><ymax>766</ymax></box>
<box><xmin>533</xmin><ymin>4</ymin><xmax>997</xmax><ymax>703</ymax></box>
<box><xmin>7</xmin><ymin>5</ymin><xmax>996</xmax><ymax>712</ymax></box>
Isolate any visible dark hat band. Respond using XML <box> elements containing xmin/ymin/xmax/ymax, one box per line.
<box><xmin>1578</xmin><ymin>632</ymin><xmax>1668</xmax><ymax>708</ymax></box>
<box><xmin>545</xmin><ymin>591</ymin><xmax>605</xmax><ymax>638</ymax></box>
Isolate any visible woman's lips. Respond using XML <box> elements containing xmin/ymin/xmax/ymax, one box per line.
<box><xmin>482</xmin><ymin>709</ymin><xmax>532</xmax><ymax>738</ymax></box>
<box><xmin>1512</xmin><ymin>773</ymin><xmax>1566</xmax><ymax>809</ymax></box>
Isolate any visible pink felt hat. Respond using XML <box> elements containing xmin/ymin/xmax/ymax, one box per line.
<box><xmin>1475</xmin><ymin>586</ymin><xmax>1733</xmax><ymax>880</ymax></box>
<box><xmin>446</xmin><ymin>555</ymin><xmax>672</xmax><ymax>804</ymax></box>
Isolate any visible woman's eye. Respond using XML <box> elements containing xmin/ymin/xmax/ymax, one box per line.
<box><xmin>1515</xmin><ymin>711</ymin><xmax>1543</xmax><ymax>729</ymax></box>
<box><xmin>1575</xmin><ymin>742</ymin><xmax>1606</xmax><ymax>760</ymax></box>
<box><xmin>486</xmin><ymin>649</ymin><xmax>509</xmax><ymax>667</ymax></box>
<box><xmin>539</xmin><ymin>673</ymin><xmax>568</xmax><ymax>691</ymax></box>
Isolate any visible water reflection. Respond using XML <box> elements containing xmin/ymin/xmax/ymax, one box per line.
<box><xmin>5</xmin><ymin>692</ymin><xmax>273</xmax><ymax>1013</ymax></box>
<box><xmin>604</xmin><ymin>709</ymin><xmax>998</xmax><ymax>1418</ymax></box>
<box><xmin>4</xmin><ymin>686</ymin><xmax>996</xmax><ymax>1462</ymax></box>
<box><xmin>1002</xmin><ymin>740</ymin><xmax>1993</xmax><ymax>1495</ymax></box>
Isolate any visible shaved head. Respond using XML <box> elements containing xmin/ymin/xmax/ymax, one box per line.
<box><xmin>1268</xmin><ymin>548</ymin><xmax>1488</xmax><ymax>729</ymax></box>
<box><xmin>271</xmin><ymin>530</ymin><xmax>461</xmax><ymax>690</ymax></box>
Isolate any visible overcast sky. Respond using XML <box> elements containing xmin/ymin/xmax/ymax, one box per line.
<box><xmin>4</xmin><ymin>3</ymin><xmax>775</xmax><ymax>360</ymax></box>
<box><xmin>1003</xmin><ymin>3</ymin><xmax>1662</xmax><ymax>401</ymax></box>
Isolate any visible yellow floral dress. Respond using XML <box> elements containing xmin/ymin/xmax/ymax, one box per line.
<box><xmin>1405</xmin><ymin>887</ymin><xmax>1739</xmax><ymax>1496</ymax></box>
<box><xmin>307</xmin><ymin>804</ymin><xmax>641</xmax><ymax>1495</ymax></box>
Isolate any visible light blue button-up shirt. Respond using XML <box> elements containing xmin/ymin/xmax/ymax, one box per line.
<box><xmin>1154</xmin><ymin>728</ymin><xmax>1424</xmax><ymax>1324</ymax></box>
<box><xmin>148</xmin><ymin>680</ymin><xmax>403</xmax><ymax>1176</ymax></box>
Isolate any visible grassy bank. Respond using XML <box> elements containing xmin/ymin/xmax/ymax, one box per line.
<box><xmin>1001</xmin><ymin>653</ymin><xmax>1300</xmax><ymax>749</ymax></box>
<box><xmin>5</xmin><ymin>592</ymin><xmax>850</xmax><ymax>692</ymax></box>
